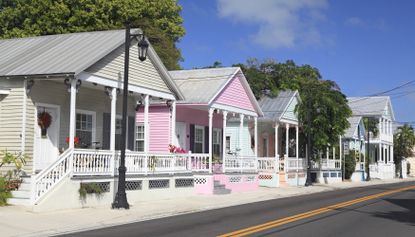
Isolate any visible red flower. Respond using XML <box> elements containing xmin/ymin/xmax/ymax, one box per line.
<box><xmin>168</xmin><ymin>144</ymin><xmax>186</xmax><ymax>154</ymax></box>
<box><xmin>66</xmin><ymin>136</ymin><xmax>79</xmax><ymax>145</ymax></box>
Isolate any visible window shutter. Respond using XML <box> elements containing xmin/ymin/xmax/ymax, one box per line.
<box><xmin>102</xmin><ymin>113</ymin><xmax>111</xmax><ymax>150</ymax></box>
<box><xmin>204</xmin><ymin>126</ymin><xmax>209</xmax><ymax>153</ymax></box>
<box><xmin>128</xmin><ymin>116</ymin><xmax>135</xmax><ymax>151</ymax></box>
<box><xmin>189</xmin><ymin>124</ymin><xmax>195</xmax><ymax>152</ymax></box>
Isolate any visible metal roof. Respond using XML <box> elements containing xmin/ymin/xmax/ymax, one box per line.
<box><xmin>344</xmin><ymin>116</ymin><xmax>363</xmax><ymax>138</ymax></box>
<box><xmin>0</xmin><ymin>30</ymin><xmax>127</xmax><ymax>77</ymax></box>
<box><xmin>347</xmin><ymin>96</ymin><xmax>394</xmax><ymax>119</ymax></box>
<box><xmin>169</xmin><ymin>67</ymin><xmax>239</xmax><ymax>104</ymax></box>
<box><xmin>258</xmin><ymin>90</ymin><xmax>298</xmax><ymax>121</ymax></box>
<box><xmin>0</xmin><ymin>29</ymin><xmax>184</xmax><ymax>100</ymax></box>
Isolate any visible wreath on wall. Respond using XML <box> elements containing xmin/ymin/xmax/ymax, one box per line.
<box><xmin>38</xmin><ymin>111</ymin><xmax>52</xmax><ymax>137</ymax></box>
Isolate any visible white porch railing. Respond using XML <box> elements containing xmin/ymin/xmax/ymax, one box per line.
<box><xmin>32</xmin><ymin>148</ymin><xmax>73</xmax><ymax>204</ymax></box>
<box><xmin>186</xmin><ymin>153</ymin><xmax>210</xmax><ymax>172</ymax></box>
<box><xmin>257</xmin><ymin>157</ymin><xmax>279</xmax><ymax>174</ymax></box>
<box><xmin>311</xmin><ymin>159</ymin><xmax>342</xmax><ymax>170</ymax></box>
<box><xmin>285</xmin><ymin>157</ymin><xmax>306</xmax><ymax>171</ymax></box>
<box><xmin>72</xmin><ymin>149</ymin><xmax>113</xmax><ymax>175</ymax></box>
<box><xmin>224</xmin><ymin>155</ymin><xmax>257</xmax><ymax>173</ymax></box>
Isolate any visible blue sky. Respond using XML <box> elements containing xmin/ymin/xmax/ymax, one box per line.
<box><xmin>177</xmin><ymin>0</ymin><xmax>415</xmax><ymax>123</ymax></box>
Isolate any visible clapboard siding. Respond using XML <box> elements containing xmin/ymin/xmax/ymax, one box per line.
<box><xmin>282</xmin><ymin>97</ymin><xmax>298</xmax><ymax>121</ymax></box>
<box><xmin>136</xmin><ymin>106</ymin><xmax>171</xmax><ymax>153</ymax></box>
<box><xmin>85</xmin><ymin>44</ymin><xmax>173</xmax><ymax>94</ymax></box>
<box><xmin>214</xmin><ymin>76</ymin><xmax>255</xmax><ymax>112</ymax></box>
<box><xmin>226</xmin><ymin>121</ymin><xmax>255</xmax><ymax>157</ymax></box>
<box><xmin>0</xmin><ymin>80</ymin><xmax>25</xmax><ymax>174</ymax></box>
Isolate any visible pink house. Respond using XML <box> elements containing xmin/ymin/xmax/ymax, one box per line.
<box><xmin>137</xmin><ymin>67</ymin><xmax>264</xmax><ymax>194</ymax></box>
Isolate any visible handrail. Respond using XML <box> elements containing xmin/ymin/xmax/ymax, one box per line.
<box><xmin>32</xmin><ymin>148</ymin><xmax>74</xmax><ymax>204</ymax></box>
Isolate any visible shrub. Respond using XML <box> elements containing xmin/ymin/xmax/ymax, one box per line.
<box><xmin>0</xmin><ymin>177</ymin><xmax>12</xmax><ymax>206</ymax></box>
<box><xmin>79</xmin><ymin>183</ymin><xmax>104</xmax><ymax>200</ymax></box>
<box><xmin>343</xmin><ymin>150</ymin><xmax>357</xmax><ymax>180</ymax></box>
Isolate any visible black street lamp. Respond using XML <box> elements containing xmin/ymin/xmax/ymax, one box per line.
<box><xmin>112</xmin><ymin>24</ymin><xmax>149</xmax><ymax>209</ymax></box>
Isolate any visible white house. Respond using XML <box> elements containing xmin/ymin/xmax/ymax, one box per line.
<box><xmin>348</xmin><ymin>96</ymin><xmax>395</xmax><ymax>179</ymax></box>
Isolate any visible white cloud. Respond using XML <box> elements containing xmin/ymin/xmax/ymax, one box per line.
<box><xmin>345</xmin><ymin>17</ymin><xmax>363</xmax><ymax>26</ymax></box>
<box><xmin>216</xmin><ymin>0</ymin><xmax>329</xmax><ymax>49</ymax></box>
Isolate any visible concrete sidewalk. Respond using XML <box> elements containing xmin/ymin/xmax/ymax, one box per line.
<box><xmin>1</xmin><ymin>178</ymin><xmax>414</xmax><ymax>237</ymax></box>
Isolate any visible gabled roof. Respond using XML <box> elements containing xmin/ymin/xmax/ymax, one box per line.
<box><xmin>344</xmin><ymin>116</ymin><xmax>364</xmax><ymax>139</ymax></box>
<box><xmin>169</xmin><ymin>67</ymin><xmax>238</xmax><ymax>103</ymax></box>
<box><xmin>347</xmin><ymin>96</ymin><xmax>395</xmax><ymax>120</ymax></box>
<box><xmin>169</xmin><ymin>67</ymin><xmax>263</xmax><ymax>115</ymax></box>
<box><xmin>258</xmin><ymin>90</ymin><xmax>300</xmax><ymax>121</ymax></box>
<box><xmin>0</xmin><ymin>29</ymin><xmax>184</xmax><ymax>99</ymax></box>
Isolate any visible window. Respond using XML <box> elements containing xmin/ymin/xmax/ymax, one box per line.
<box><xmin>213</xmin><ymin>129</ymin><xmax>221</xmax><ymax>156</ymax></box>
<box><xmin>194</xmin><ymin>126</ymin><xmax>204</xmax><ymax>153</ymax></box>
<box><xmin>226</xmin><ymin>136</ymin><xmax>231</xmax><ymax>153</ymax></box>
<box><xmin>76</xmin><ymin>111</ymin><xmax>95</xmax><ymax>148</ymax></box>
<box><xmin>263</xmin><ymin>137</ymin><xmax>269</xmax><ymax>157</ymax></box>
<box><xmin>135</xmin><ymin>123</ymin><xmax>145</xmax><ymax>152</ymax></box>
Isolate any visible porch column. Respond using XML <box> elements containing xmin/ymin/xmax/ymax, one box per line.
<box><xmin>144</xmin><ymin>94</ymin><xmax>150</xmax><ymax>153</ymax></box>
<box><xmin>295</xmin><ymin>125</ymin><xmax>299</xmax><ymax>160</ymax></box>
<box><xmin>339</xmin><ymin>136</ymin><xmax>343</xmax><ymax>179</ymax></box>
<box><xmin>110</xmin><ymin>88</ymin><xmax>117</xmax><ymax>151</ymax></box>
<box><xmin>275</xmin><ymin>123</ymin><xmax>279</xmax><ymax>158</ymax></box>
<box><xmin>285</xmin><ymin>124</ymin><xmax>289</xmax><ymax>158</ymax></box>
<box><xmin>222</xmin><ymin>111</ymin><xmax>228</xmax><ymax>160</ymax></box>
<box><xmin>209</xmin><ymin>108</ymin><xmax>214</xmax><ymax>173</ymax></box>
<box><xmin>326</xmin><ymin>147</ymin><xmax>329</xmax><ymax>166</ymax></box>
<box><xmin>254</xmin><ymin>117</ymin><xmax>258</xmax><ymax>157</ymax></box>
<box><xmin>379</xmin><ymin>117</ymin><xmax>382</xmax><ymax>137</ymax></box>
<box><xmin>69</xmin><ymin>79</ymin><xmax>77</xmax><ymax>148</ymax></box>
<box><xmin>239</xmin><ymin>114</ymin><xmax>244</xmax><ymax>153</ymax></box>
<box><xmin>391</xmin><ymin>145</ymin><xmax>394</xmax><ymax>163</ymax></box>
<box><xmin>379</xmin><ymin>143</ymin><xmax>382</xmax><ymax>163</ymax></box>
<box><xmin>171</xmin><ymin>101</ymin><xmax>176</xmax><ymax>145</ymax></box>
<box><xmin>362</xmin><ymin>139</ymin><xmax>366</xmax><ymax>168</ymax></box>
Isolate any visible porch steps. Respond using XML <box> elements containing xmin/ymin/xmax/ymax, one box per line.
<box><xmin>213</xmin><ymin>180</ymin><xmax>231</xmax><ymax>195</ymax></box>
<box><xmin>279</xmin><ymin>172</ymin><xmax>287</xmax><ymax>187</ymax></box>
<box><xmin>8</xmin><ymin>176</ymin><xmax>31</xmax><ymax>206</ymax></box>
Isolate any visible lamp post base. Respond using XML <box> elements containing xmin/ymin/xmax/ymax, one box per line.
<box><xmin>112</xmin><ymin>192</ymin><xmax>130</xmax><ymax>209</ymax></box>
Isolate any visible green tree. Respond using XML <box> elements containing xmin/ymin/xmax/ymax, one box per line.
<box><xmin>235</xmin><ymin>59</ymin><xmax>351</xmax><ymax>154</ymax></box>
<box><xmin>0</xmin><ymin>0</ymin><xmax>185</xmax><ymax>69</ymax></box>
<box><xmin>394</xmin><ymin>124</ymin><xmax>415</xmax><ymax>178</ymax></box>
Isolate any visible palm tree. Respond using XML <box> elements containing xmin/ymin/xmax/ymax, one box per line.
<box><xmin>394</xmin><ymin>124</ymin><xmax>415</xmax><ymax>178</ymax></box>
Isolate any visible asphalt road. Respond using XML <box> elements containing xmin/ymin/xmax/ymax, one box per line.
<box><xmin>62</xmin><ymin>181</ymin><xmax>415</xmax><ymax>237</ymax></box>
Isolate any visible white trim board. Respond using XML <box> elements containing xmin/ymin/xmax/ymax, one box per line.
<box><xmin>77</xmin><ymin>72</ymin><xmax>176</xmax><ymax>101</ymax></box>
<box><xmin>0</xmin><ymin>89</ymin><xmax>10</xmax><ymax>95</ymax></box>
<box><xmin>211</xmin><ymin>103</ymin><xmax>258</xmax><ymax>117</ymax></box>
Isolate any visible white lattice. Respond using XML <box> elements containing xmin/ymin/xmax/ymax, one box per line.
<box><xmin>245</xmin><ymin>176</ymin><xmax>256</xmax><ymax>182</ymax></box>
<box><xmin>229</xmin><ymin>176</ymin><xmax>242</xmax><ymax>183</ymax></box>
<box><xmin>194</xmin><ymin>177</ymin><xmax>207</xmax><ymax>185</ymax></box>
<box><xmin>125</xmin><ymin>181</ymin><xmax>142</xmax><ymax>190</ymax></box>
<box><xmin>149</xmin><ymin>179</ymin><xmax>170</xmax><ymax>189</ymax></box>
<box><xmin>175</xmin><ymin>178</ymin><xmax>194</xmax><ymax>188</ymax></box>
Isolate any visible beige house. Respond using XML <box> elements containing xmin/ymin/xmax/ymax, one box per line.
<box><xmin>0</xmin><ymin>29</ymin><xmax>186</xmax><ymax>208</ymax></box>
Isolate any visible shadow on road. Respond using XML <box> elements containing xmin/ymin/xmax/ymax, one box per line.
<box><xmin>374</xmin><ymin>197</ymin><xmax>415</xmax><ymax>226</ymax></box>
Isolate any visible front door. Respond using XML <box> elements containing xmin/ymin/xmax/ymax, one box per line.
<box><xmin>175</xmin><ymin>122</ymin><xmax>186</xmax><ymax>149</ymax></box>
<box><xmin>34</xmin><ymin>105</ymin><xmax>60</xmax><ymax>171</ymax></box>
